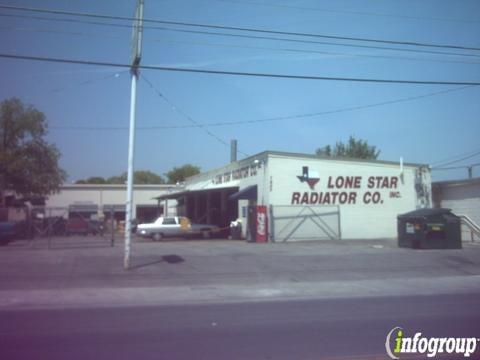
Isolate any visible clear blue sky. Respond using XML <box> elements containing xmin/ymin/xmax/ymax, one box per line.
<box><xmin>1</xmin><ymin>0</ymin><xmax>479</xmax><ymax>182</ymax></box>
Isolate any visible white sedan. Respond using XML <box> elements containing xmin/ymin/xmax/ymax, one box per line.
<box><xmin>136</xmin><ymin>216</ymin><xmax>220</xmax><ymax>241</ymax></box>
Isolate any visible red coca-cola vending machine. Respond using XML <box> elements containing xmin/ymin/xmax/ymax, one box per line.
<box><xmin>248</xmin><ymin>205</ymin><xmax>268</xmax><ymax>243</ymax></box>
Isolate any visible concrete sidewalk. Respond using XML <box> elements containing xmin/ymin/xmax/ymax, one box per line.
<box><xmin>1</xmin><ymin>236</ymin><xmax>479</xmax><ymax>309</ymax></box>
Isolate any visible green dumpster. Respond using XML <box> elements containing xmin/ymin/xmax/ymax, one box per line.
<box><xmin>397</xmin><ymin>208</ymin><xmax>461</xmax><ymax>249</ymax></box>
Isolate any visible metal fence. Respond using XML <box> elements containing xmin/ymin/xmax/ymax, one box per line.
<box><xmin>1</xmin><ymin>206</ymin><xmax>119</xmax><ymax>249</ymax></box>
<box><xmin>269</xmin><ymin>205</ymin><xmax>341</xmax><ymax>242</ymax></box>
<box><xmin>459</xmin><ymin>215</ymin><xmax>480</xmax><ymax>243</ymax></box>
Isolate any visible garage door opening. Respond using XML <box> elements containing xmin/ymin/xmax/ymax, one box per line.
<box><xmin>156</xmin><ymin>187</ymin><xmax>239</xmax><ymax>236</ymax></box>
<box><xmin>136</xmin><ymin>205</ymin><xmax>161</xmax><ymax>223</ymax></box>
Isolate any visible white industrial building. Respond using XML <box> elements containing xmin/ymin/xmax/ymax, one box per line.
<box><xmin>433</xmin><ymin>178</ymin><xmax>480</xmax><ymax>241</ymax></box>
<box><xmin>158</xmin><ymin>151</ymin><xmax>431</xmax><ymax>241</ymax></box>
<box><xmin>46</xmin><ymin>184</ymin><xmax>179</xmax><ymax>222</ymax></box>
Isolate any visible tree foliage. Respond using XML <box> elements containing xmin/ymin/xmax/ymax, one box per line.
<box><xmin>0</xmin><ymin>98</ymin><xmax>66</xmax><ymax>197</ymax></box>
<box><xmin>76</xmin><ymin>165</ymin><xmax>201</xmax><ymax>185</ymax></box>
<box><xmin>315</xmin><ymin>136</ymin><xmax>380</xmax><ymax>160</ymax></box>
<box><xmin>83</xmin><ymin>177</ymin><xmax>107</xmax><ymax>184</ymax></box>
<box><xmin>165</xmin><ymin>164</ymin><xmax>201</xmax><ymax>184</ymax></box>
<box><xmin>76</xmin><ymin>170</ymin><xmax>165</xmax><ymax>185</ymax></box>
<box><xmin>133</xmin><ymin>170</ymin><xmax>165</xmax><ymax>184</ymax></box>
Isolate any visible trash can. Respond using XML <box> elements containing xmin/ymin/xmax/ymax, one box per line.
<box><xmin>397</xmin><ymin>208</ymin><xmax>461</xmax><ymax>249</ymax></box>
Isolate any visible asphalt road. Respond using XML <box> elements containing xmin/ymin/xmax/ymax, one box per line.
<box><xmin>1</xmin><ymin>293</ymin><xmax>479</xmax><ymax>360</ymax></box>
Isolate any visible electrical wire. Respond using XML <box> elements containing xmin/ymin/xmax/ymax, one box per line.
<box><xmin>430</xmin><ymin>147</ymin><xmax>480</xmax><ymax>166</ymax></box>
<box><xmin>149</xmin><ymin>26</ymin><xmax>480</xmax><ymax>59</ymax></box>
<box><xmin>3</xmin><ymin>22</ymin><xmax>480</xmax><ymax>65</ymax></box>
<box><xmin>141</xmin><ymin>74</ymin><xmax>250</xmax><ymax>157</ymax></box>
<box><xmin>0</xmin><ymin>25</ymin><xmax>127</xmax><ymax>40</ymax></box>
<box><xmin>48</xmin><ymin>85</ymin><xmax>475</xmax><ymax>131</ymax></box>
<box><xmin>431</xmin><ymin>162</ymin><xmax>480</xmax><ymax>171</ymax></box>
<box><xmin>1</xmin><ymin>52</ymin><xmax>480</xmax><ymax>85</ymax></box>
<box><xmin>0</xmin><ymin>4</ymin><xmax>479</xmax><ymax>51</ymax></box>
<box><xmin>136</xmin><ymin>85</ymin><xmax>475</xmax><ymax>130</ymax></box>
<box><xmin>431</xmin><ymin>151</ymin><xmax>480</xmax><ymax>169</ymax></box>
<box><xmin>160</xmin><ymin>39</ymin><xmax>480</xmax><ymax>66</ymax></box>
<box><xmin>0</xmin><ymin>13</ymin><xmax>133</xmax><ymax>30</ymax></box>
<box><xmin>2</xmin><ymin>13</ymin><xmax>479</xmax><ymax>60</ymax></box>
<box><xmin>214</xmin><ymin>0</ymin><xmax>480</xmax><ymax>24</ymax></box>
<box><xmin>48</xmin><ymin>70</ymin><xmax>127</xmax><ymax>94</ymax></box>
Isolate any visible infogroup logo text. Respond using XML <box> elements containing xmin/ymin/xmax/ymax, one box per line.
<box><xmin>385</xmin><ymin>327</ymin><xmax>479</xmax><ymax>359</ymax></box>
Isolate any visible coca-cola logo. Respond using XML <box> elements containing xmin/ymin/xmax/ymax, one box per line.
<box><xmin>257</xmin><ymin>213</ymin><xmax>266</xmax><ymax>236</ymax></box>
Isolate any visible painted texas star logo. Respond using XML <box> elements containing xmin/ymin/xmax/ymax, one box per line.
<box><xmin>297</xmin><ymin>166</ymin><xmax>320</xmax><ymax>190</ymax></box>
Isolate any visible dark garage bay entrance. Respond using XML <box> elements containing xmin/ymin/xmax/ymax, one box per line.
<box><xmin>156</xmin><ymin>187</ymin><xmax>239</xmax><ymax>235</ymax></box>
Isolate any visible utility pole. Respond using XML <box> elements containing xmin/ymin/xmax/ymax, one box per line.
<box><xmin>125</xmin><ymin>0</ymin><xmax>144</xmax><ymax>270</ymax></box>
<box><xmin>468</xmin><ymin>166</ymin><xmax>473</xmax><ymax>179</ymax></box>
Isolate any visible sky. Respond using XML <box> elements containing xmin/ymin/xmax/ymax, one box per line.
<box><xmin>0</xmin><ymin>0</ymin><xmax>479</xmax><ymax>183</ymax></box>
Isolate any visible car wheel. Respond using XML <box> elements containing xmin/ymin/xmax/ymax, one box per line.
<box><xmin>153</xmin><ymin>233</ymin><xmax>163</xmax><ymax>242</ymax></box>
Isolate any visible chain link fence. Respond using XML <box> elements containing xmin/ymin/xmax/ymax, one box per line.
<box><xmin>0</xmin><ymin>205</ymin><xmax>122</xmax><ymax>249</ymax></box>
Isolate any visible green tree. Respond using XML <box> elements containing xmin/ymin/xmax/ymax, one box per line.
<box><xmin>78</xmin><ymin>170</ymin><xmax>165</xmax><ymax>185</ymax></box>
<box><xmin>315</xmin><ymin>136</ymin><xmax>380</xmax><ymax>160</ymax></box>
<box><xmin>105</xmin><ymin>174</ymin><xmax>125</xmax><ymax>184</ymax></box>
<box><xmin>165</xmin><ymin>164</ymin><xmax>201</xmax><ymax>184</ymax></box>
<box><xmin>316</xmin><ymin>144</ymin><xmax>332</xmax><ymax>157</ymax></box>
<box><xmin>132</xmin><ymin>170</ymin><xmax>165</xmax><ymax>184</ymax></box>
<box><xmin>0</xmin><ymin>98</ymin><xmax>66</xmax><ymax>200</ymax></box>
<box><xmin>84</xmin><ymin>176</ymin><xmax>107</xmax><ymax>184</ymax></box>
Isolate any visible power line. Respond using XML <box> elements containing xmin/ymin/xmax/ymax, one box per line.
<box><xmin>49</xmin><ymin>71</ymin><xmax>126</xmax><ymax>93</ymax></box>
<box><xmin>161</xmin><ymin>39</ymin><xmax>480</xmax><ymax>66</ymax></box>
<box><xmin>432</xmin><ymin>162</ymin><xmax>480</xmax><ymax>171</ymax></box>
<box><xmin>150</xmin><ymin>26</ymin><xmax>480</xmax><ymax>59</ymax></box>
<box><xmin>0</xmin><ymin>13</ymin><xmax>133</xmax><ymax>30</ymax></box>
<box><xmin>49</xmin><ymin>85</ymin><xmax>475</xmax><ymax>131</ymax></box>
<box><xmin>430</xmin><ymin>147</ymin><xmax>480</xmax><ymax>166</ymax></box>
<box><xmin>431</xmin><ymin>151</ymin><xmax>480</xmax><ymax>169</ymax></box>
<box><xmin>0</xmin><ymin>25</ymin><xmax>127</xmax><ymax>41</ymax></box>
<box><xmin>214</xmin><ymin>0</ymin><xmax>480</xmax><ymax>24</ymax></box>
<box><xmin>2</xmin><ymin>52</ymin><xmax>480</xmax><ymax>85</ymax></box>
<box><xmin>1</xmin><ymin>4</ymin><xmax>479</xmax><ymax>52</ymax></box>
<box><xmin>141</xmin><ymin>74</ymin><xmax>250</xmax><ymax>157</ymax></box>
<box><xmin>4</xmin><ymin>22</ymin><xmax>480</xmax><ymax>66</ymax></box>
<box><xmin>134</xmin><ymin>85</ymin><xmax>475</xmax><ymax>129</ymax></box>
<box><xmin>2</xmin><ymin>13</ymin><xmax>479</xmax><ymax>59</ymax></box>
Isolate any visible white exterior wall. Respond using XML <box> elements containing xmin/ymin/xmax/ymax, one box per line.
<box><xmin>45</xmin><ymin>185</ymin><xmax>177</xmax><ymax>218</ymax></box>
<box><xmin>180</xmin><ymin>151</ymin><xmax>431</xmax><ymax>240</ymax></box>
<box><xmin>436</xmin><ymin>181</ymin><xmax>480</xmax><ymax>241</ymax></box>
<box><xmin>267</xmin><ymin>154</ymin><xmax>430</xmax><ymax>240</ymax></box>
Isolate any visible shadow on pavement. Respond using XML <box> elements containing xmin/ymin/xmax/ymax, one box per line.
<box><xmin>129</xmin><ymin>254</ymin><xmax>185</xmax><ymax>270</ymax></box>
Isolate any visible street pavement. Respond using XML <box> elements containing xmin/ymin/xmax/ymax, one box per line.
<box><xmin>0</xmin><ymin>236</ymin><xmax>479</xmax><ymax>359</ymax></box>
<box><xmin>0</xmin><ymin>236</ymin><xmax>479</xmax><ymax>308</ymax></box>
<box><xmin>1</xmin><ymin>294</ymin><xmax>479</xmax><ymax>360</ymax></box>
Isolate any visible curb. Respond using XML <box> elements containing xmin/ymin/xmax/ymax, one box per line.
<box><xmin>1</xmin><ymin>275</ymin><xmax>479</xmax><ymax>311</ymax></box>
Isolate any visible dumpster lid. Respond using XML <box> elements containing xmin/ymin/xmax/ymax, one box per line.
<box><xmin>398</xmin><ymin>208</ymin><xmax>453</xmax><ymax>219</ymax></box>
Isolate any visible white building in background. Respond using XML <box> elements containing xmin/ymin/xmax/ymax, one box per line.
<box><xmin>433</xmin><ymin>177</ymin><xmax>480</xmax><ymax>241</ymax></box>
<box><xmin>46</xmin><ymin>184</ymin><xmax>179</xmax><ymax>221</ymax></box>
<box><xmin>158</xmin><ymin>151</ymin><xmax>431</xmax><ymax>241</ymax></box>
